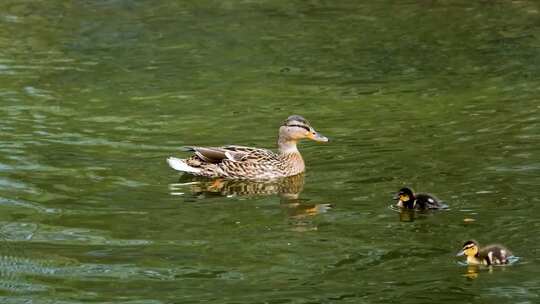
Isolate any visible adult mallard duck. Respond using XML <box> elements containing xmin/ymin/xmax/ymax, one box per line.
<box><xmin>456</xmin><ymin>240</ymin><xmax>513</xmax><ymax>266</ymax></box>
<box><xmin>166</xmin><ymin>115</ymin><xmax>328</xmax><ymax>179</ymax></box>
<box><xmin>393</xmin><ymin>187</ymin><xmax>448</xmax><ymax>209</ymax></box>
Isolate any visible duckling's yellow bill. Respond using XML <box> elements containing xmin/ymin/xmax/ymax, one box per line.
<box><xmin>308</xmin><ymin>131</ymin><xmax>329</xmax><ymax>142</ymax></box>
<box><xmin>456</xmin><ymin>250</ymin><xmax>465</xmax><ymax>257</ymax></box>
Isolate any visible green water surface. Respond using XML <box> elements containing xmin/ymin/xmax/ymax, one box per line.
<box><xmin>1</xmin><ymin>1</ymin><xmax>539</xmax><ymax>303</ymax></box>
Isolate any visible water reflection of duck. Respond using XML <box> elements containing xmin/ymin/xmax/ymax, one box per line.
<box><xmin>456</xmin><ymin>240</ymin><xmax>513</xmax><ymax>266</ymax></box>
<box><xmin>393</xmin><ymin>187</ymin><xmax>448</xmax><ymax>210</ymax></box>
<box><xmin>166</xmin><ymin>115</ymin><xmax>328</xmax><ymax>179</ymax></box>
<box><xmin>183</xmin><ymin>173</ymin><xmax>305</xmax><ymax>199</ymax></box>
<box><xmin>397</xmin><ymin>208</ymin><xmax>416</xmax><ymax>222</ymax></box>
<box><xmin>171</xmin><ymin>173</ymin><xmax>332</xmax><ymax>220</ymax></box>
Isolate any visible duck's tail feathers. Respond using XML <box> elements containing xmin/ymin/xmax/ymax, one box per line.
<box><xmin>166</xmin><ymin>157</ymin><xmax>201</xmax><ymax>173</ymax></box>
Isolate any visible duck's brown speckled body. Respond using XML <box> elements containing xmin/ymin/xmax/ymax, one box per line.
<box><xmin>167</xmin><ymin>115</ymin><xmax>328</xmax><ymax>180</ymax></box>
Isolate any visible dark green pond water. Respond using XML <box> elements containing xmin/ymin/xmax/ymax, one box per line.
<box><xmin>1</xmin><ymin>1</ymin><xmax>540</xmax><ymax>303</ymax></box>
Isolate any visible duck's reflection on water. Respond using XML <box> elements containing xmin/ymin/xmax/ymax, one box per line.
<box><xmin>170</xmin><ymin>173</ymin><xmax>332</xmax><ymax>222</ymax></box>
<box><xmin>463</xmin><ymin>265</ymin><xmax>480</xmax><ymax>280</ymax></box>
<box><xmin>180</xmin><ymin>173</ymin><xmax>305</xmax><ymax>199</ymax></box>
<box><xmin>398</xmin><ymin>209</ymin><xmax>416</xmax><ymax>222</ymax></box>
<box><xmin>388</xmin><ymin>205</ymin><xmax>419</xmax><ymax>222</ymax></box>
<box><xmin>459</xmin><ymin>256</ymin><xmax>518</xmax><ymax>280</ymax></box>
<box><xmin>389</xmin><ymin>205</ymin><xmax>442</xmax><ymax>223</ymax></box>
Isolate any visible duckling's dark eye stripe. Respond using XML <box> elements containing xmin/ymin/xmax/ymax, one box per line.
<box><xmin>287</xmin><ymin>124</ymin><xmax>310</xmax><ymax>131</ymax></box>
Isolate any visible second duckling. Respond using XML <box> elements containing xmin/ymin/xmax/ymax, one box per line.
<box><xmin>393</xmin><ymin>187</ymin><xmax>448</xmax><ymax>209</ymax></box>
<box><xmin>456</xmin><ymin>240</ymin><xmax>513</xmax><ymax>266</ymax></box>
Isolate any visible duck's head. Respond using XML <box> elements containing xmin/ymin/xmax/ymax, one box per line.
<box><xmin>456</xmin><ymin>240</ymin><xmax>479</xmax><ymax>257</ymax></box>
<box><xmin>393</xmin><ymin>187</ymin><xmax>415</xmax><ymax>206</ymax></box>
<box><xmin>279</xmin><ymin>115</ymin><xmax>328</xmax><ymax>144</ymax></box>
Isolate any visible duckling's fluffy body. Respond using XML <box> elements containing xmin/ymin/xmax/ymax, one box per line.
<box><xmin>394</xmin><ymin>187</ymin><xmax>448</xmax><ymax>210</ymax></box>
<box><xmin>457</xmin><ymin>240</ymin><xmax>513</xmax><ymax>266</ymax></box>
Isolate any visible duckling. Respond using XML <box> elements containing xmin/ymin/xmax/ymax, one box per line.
<box><xmin>393</xmin><ymin>187</ymin><xmax>448</xmax><ymax>209</ymax></box>
<box><xmin>456</xmin><ymin>240</ymin><xmax>513</xmax><ymax>266</ymax></box>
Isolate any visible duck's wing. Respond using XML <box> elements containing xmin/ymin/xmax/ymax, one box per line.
<box><xmin>480</xmin><ymin>245</ymin><xmax>513</xmax><ymax>265</ymax></box>
<box><xmin>184</xmin><ymin>145</ymin><xmax>275</xmax><ymax>163</ymax></box>
<box><xmin>178</xmin><ymin>145</ymin><xmax>283</xmax><ymax>179</ymax></box>
<box><xmin>415</xmin><ymin>193</ymin><xmax>448</xmax><ymax>209</ymax></box>
<box><xmin>184</xmin><ymin>146</ymin><xmax>249</xmax><ymax>163</ymax></box>
<box><xmin>183</xmin><ymin>146</ymin><xmax>229</xmax><ymax>163</ymax></box>
<box><xmin>222</xmin><ymin>145</ymin><xmax>277</xmax><ymax>161</ymax></box>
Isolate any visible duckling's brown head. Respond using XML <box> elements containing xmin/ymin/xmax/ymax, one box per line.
<box><xmin>457</xmin><ymin>240</ymin><xmax>479</xmax><ymax>257</ymax></box>
<box><xmin>279</xmin><ymin>115</ymin><xmax>328</xmax><ymax>143</ymax></box>
<box><xmin>393</xmin><ymin>187</ymin><xmax>415</xmax><ymax>206</ymax></box>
